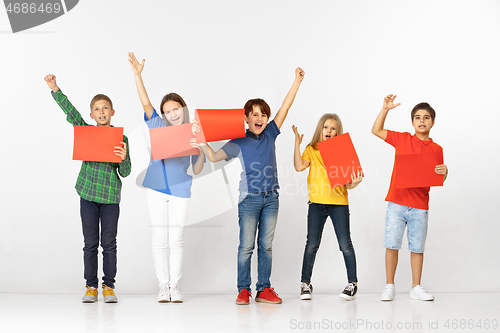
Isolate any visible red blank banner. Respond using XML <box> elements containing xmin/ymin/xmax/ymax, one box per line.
<box><xmin>149</xmin><ymin>123</ymin><xmax>200</xmax><ymax>160</ymax></box>
<box><xmin>395</xmin><ymin>152</ymin><xmax>444</xmax><ymax>188</ymax></box>
<box><xmin>73</xmin><ymin>126</ymin><xmax>123</xmax><ymax>163</ymax></box>
<box><xmin>195</xmin><ymin>109</ymin><xmax>245</xmax><ymax>143</ymax></box>
<box><xmin>317</xmin><ymin>132</ymin><xmax>363</xmax><ymax>187</ymax></box>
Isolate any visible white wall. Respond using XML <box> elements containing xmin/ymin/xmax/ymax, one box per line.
<box><xmin>1</xmin><ymin>0</ymin><xmax>499</xmax><ymax>294</ymax></box>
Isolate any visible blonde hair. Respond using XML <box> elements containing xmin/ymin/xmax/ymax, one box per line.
<box><xmin>307</xmin><ymin>113</ymin><xmax>343</xmax><ymax>149</ymax></box>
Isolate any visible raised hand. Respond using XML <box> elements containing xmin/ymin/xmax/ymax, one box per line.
<box><xmin>292</xmin><ymin>125</ymin><xmax>304</xmax><ymax>145</ymax></box>
<box><xmin>128</xmin><ymin>52</ymin><xmax>145</xmax><ymax>75</ymax></box>
<box><xmin>295</xmin><ymin>67</ymin><xmax>305</xmax><ymax>82</ymax></box>
<box><xmin>382</xmin><ymin>94</ymin><xmax>401</xmax><ymax>111</ymax></box>
<box><xmin>114</xmin><ymin>142</ymin><xmax>127</xmax><ymax>161</ymax></box>
<box><xmin>44</xmin><ymin>74</ymin><xmax>59</xmax><ymax>92</ymax></box>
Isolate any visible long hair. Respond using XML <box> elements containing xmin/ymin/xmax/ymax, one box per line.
<box><xmin>159</xmin><ymin>92</ymin><xmax>190</xmax><ymax>126</ymax></box>
<box><xmin>307</xmin><ymin>113</ymin><xmax>343</xmax><ymax>149</ymax></box>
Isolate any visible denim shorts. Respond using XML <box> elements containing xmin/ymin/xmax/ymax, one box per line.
<box><xmin>384</xmin><ymin>202</ymin><xmax>429</xmax><ymax>253</ymax></box>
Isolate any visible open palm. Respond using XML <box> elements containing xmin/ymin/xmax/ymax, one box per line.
<box><xmin>128</xmin><ymin>52</ymin><xmax>145</xmax><ymax>74</ymax></box>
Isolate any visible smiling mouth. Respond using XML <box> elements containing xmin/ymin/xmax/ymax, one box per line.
<box><xmin>325</xmin><ymin>134</ymin><xmax>332</xmax><ymax>138</ymax></box>
<box><xmin>171</xmin><ymin>117</ymin><xmax>180</xmax><ymax>123</ymax></box>
<box><xmin>99</xmin><ymin>116</ymin><xmax>106</xmax><ymax>121</ymax></box>
<box><xmin>255</xmin><ymin>123</ymin><xmax>263</xmax><ymax>130</ymax></box>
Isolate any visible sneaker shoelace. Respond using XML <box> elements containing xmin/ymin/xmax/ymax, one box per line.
<box><xmin>240</xmin><ymin>289</ymin><xmax>251</xmax><ymax>298</ymax></box>
<box><xmin>301</xmin><ymin>283</ymin><xmax>312</xmax><ymax>293</ymax></box>
<box><xmin>383</xmin><ymin>285</ymin><xmax>394</xmax><ymax>293</ymax></box>
<box><xmin>413</xmin><ymin>285</ymin><xmax>425</xmax><ymax>293</ymax></box>
<box><xmin>268</xmin><ymin>288</ymin><xmax>279</xmax><ymax>296</ymax></box>
<box><xmin>102</xmin><ymin>284</ymin><xmax>115</xmax><ymax>296</ymax></box>
<box><xmin>345</xmin><ymin>283</ymin><xmax>355</xmax><ymax>292</ymax></box>
<box><xmin>84</xmin><ymin>286</ymin><xmax>96</xmax><ymax>296</ymax></box>
<box><xmin>159</xmin><ymin>285</ymin><xmax>169</xmax><ymax>296</ymax></box>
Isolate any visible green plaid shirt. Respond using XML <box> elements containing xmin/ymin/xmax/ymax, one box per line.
<box><xmin>51</xmin><ymin>89</ymin><xmax>131</xmax><ymax>204</ymax></box>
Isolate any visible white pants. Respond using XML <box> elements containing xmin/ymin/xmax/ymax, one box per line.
<box><xmin>146</xmin><ymin>189</ymin><xmax>190</xmax><ymax>287</ymax></box>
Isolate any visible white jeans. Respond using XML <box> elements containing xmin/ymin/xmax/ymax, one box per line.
<box><xmin>146</xmin><ymin>189</ymin><xmax>190</xmax><ymax>287</ymax></box>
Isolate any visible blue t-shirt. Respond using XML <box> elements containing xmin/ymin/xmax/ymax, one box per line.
<box><xmin>142</xmin><ymin>108</ymin><xmax>198</xmax><ymax>198</ymax></box>
<box><xmin>222</xmin><ymin>120</ymin><xmax>280</xmax><ymax>193</ymax></box>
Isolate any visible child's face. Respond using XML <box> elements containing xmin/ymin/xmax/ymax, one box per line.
<box><xmin>163</xmin><ymin>100</ymin><xmax>184</xmax><ymax>126</ymax></box>
<box><xmin>245</xmin><ymin>105</ymin><xmax>268</xmax><ymax>135</ymax></box>
<box><xmin>412</xmin><ymin>109</ymin><xmax>434</xmax><ymax>135</ymax></box>
<box><xmin>322</xmin><ymin>118</ymin><xmax>338</xmax><ymax>141</ymax></box>
<box><xmin>90</xmin><ymin>99</ymin><xmax>115</xmax><ymax>126</ymax></box>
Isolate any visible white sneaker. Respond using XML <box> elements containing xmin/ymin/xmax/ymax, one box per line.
<box><xmin>170</xmin><ymin>285</ymin><xmax>183</xmax><ymax>303</ymax></box>
<box><xmin>381</xmin><ymin>284</ymin><xmax>396</xmax><ymax>301</ymax></box>
<box><xmin>410</xmin><ymin>285</ymin><xmax>434</xmax><ymax>301</ymax></box>
<box><xmin>158</xmin><ymin>285</ymin><xmax>170</xmax><ymax>303</ymax></box>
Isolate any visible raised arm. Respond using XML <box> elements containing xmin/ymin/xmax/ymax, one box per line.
<box><xmin>292</xmin><ymin>125</ymin><xmax>309</xmax><ymax>172</ymax></box>
<box><xmin>128</xmin><ymin>52</ymin><xmax>154</xmax><ymax>120</ymax></box>
<box><xmin>371</xmin><ymin>94</ymin><xmax>401</xmax><ymax>141</ymax></box>
<box><xmin>273</xmin><ymin>67</ymin><xmax>305</xmax><ymax>129</ymax></box>
<box><xmin>44</xmin><ymin>74</ymin><xmax>86</xmax><ymax>126</ymax></box>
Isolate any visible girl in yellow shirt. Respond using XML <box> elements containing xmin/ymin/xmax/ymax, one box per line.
<box><xmin>292</xmin><ymin>113</ymin><xmax>363</xmax><ymax>301</ymax></box>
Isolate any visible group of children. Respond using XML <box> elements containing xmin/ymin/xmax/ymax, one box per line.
<box><xmin>44</xmin><ymin>53</ymin><xmax>448</xmax><ymax>305</ymax></box>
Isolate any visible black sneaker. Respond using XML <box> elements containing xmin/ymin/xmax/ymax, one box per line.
<box><xmin>300</xmin><ymin>282</ymin><xmax>313</xmax><ymax>300</ymax></box>
<box><xmin>340</xmin><ymin>283</ymin><xmax>357</xmax><ymax>301</ymax></box>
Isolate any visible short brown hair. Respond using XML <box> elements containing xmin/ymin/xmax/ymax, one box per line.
<box><xmin>90</xmin><ymin>94</ymin><xmax>113</xmax><ymax>110</ymax></box>
<box><xmin>411</xmin><ymin>102</ymin><xmax>435</xmax><ymax>122</ymax></box>
<box><xmin>244</xmin><ymin>98</ymin><xmax>271</xmax><ymax>118</ymax></box>
<box><xmin>307</xmin><ymin>113</ymin><xmax>344</xmax><ymax>149</ymax></box>
<box><xmin>159</xmin><ymin>92</ymin><xmax>190</xmax><ymax>126</ymax></box>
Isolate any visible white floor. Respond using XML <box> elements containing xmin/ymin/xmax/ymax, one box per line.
<box><xmin>1</xmin><ymin>292</ymin><xmax>498</xmax><ymax>333</ymax></box>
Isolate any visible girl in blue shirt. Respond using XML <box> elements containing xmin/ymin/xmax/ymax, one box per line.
<box><xmin>128</xmin><ymin>52</ymin><xmax>205</xmax><ymax>303</ymax></box>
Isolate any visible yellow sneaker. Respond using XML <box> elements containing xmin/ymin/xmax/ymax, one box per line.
<box><xmin>82</xmin><ymin>285</ymin><xmax>98</xmax><ymax>303</ymax></box>
<box><xmin>102</xmin><ymin>284</ymin><xmax>118</xmax><ymax>303</ymax></box>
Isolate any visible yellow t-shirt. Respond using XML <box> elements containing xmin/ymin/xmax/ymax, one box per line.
<box><xmin>302</xmin><ymin>145</ymin><xmax>348</xmax><ymax>205</ymax></box>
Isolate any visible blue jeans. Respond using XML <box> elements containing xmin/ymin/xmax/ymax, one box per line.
<box><xmin>237</xmin><ymin>190</ymin><xmax>279</xmax><ymax>292</ymax></box>
<box><xmin>301</xmin><ymin>203</ymin><xmax>357</xmax><ymax>283</ymax></box>
<box><xmin>80</xmin><ymin>198</ymin><xmax>119</xmax><ymax>288</ymax></box>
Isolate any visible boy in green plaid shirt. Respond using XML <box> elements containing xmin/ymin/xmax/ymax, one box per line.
<box><xmin>45</xmin><ymin>74</ymin><xmax>131</xmax><ymax>303</ymax></box>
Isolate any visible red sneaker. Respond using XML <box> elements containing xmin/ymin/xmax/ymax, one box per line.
<box><xmin>236</xmin><ymin>288</ymin><xmax>252</xmax><ymax>305</ymax></box>
<box><xmin>255</xmin><ymin>287</ymin><xmax>282</xmax><ymax>304</ymax></box>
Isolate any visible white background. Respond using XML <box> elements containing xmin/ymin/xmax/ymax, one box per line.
<box><xmin>0</xmin><ymin>0</ymin><xmax>499</xmax><ymax>294</ymax></box>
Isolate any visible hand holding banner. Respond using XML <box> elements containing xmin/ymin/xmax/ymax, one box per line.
<box><xmin>195</xmin><ymin>109</ymin><xmax>245</xmax><ymax>143</ymax></box>
<box><xmin>149</xmin><ymin>123</ymin><xmax>200</xmax><ymax>160</ymax></box>
<box><xmin>317</xmin><ymin>132</ymin><xmax>363</xmax><ymax>187</ymax></box>
<box><xmin>394</xmin><ymin>152</ymin><xmax>444</xmax><ymax>188</ymax></box>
